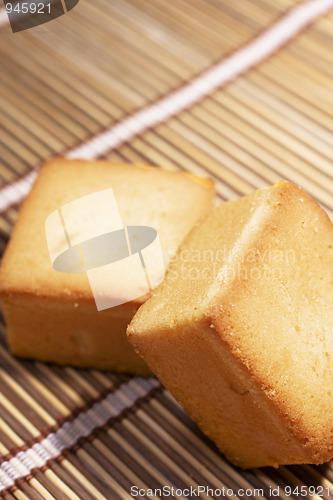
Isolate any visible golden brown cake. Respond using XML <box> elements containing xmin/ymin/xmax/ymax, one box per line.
<box><xmin>128</xmin><ymin>181</ymin><xmax>333</xmax><ymax>466</ymax></box>
<box><xmin>0</xmin><ymin>158</ymin><xmax>214</xmax><ymax>374</ymax></box>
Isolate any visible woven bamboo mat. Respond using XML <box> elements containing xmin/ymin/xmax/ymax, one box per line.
<box><xmin>0</xmin><ymin>0</ymin><xmax>333</xmax><ymax>498</ymax></box>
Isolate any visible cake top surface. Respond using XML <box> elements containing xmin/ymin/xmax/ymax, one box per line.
<box><xmin>132</xmin><ymin>181</ymin><xmax>333</xmax><ymax>327</ymax></box>
<box><xmin>0</xmin><ymin>158</ymin><xmax>214</xmax><ymax>303</ymax></box>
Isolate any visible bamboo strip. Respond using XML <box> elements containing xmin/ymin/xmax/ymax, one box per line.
<box><xmin>122</xmin><ymin>0</ymin><xmax>251</xmax><ymax>50</ymax></box>
<box><xmin>60</xmin><ymin>13</ymin><xmax>180</xmax><ymax>88</ymax></box>
<box><xmin>90</xmin><ymin>371</ymin><xmax>117</xmax><ymax>391</ymax></box>
<box><xmin>119</xmin><ymin>137</ymin><xmax>182</xmax><ymax>173</ymax></box>
<box><xmin>310</xmin><ymin>11</ymin><xmax>333</xmax><ymax>37</ymax></box>
<box><xmin>182</xmin><ymin>100</ymin><xmax>333</xmax><ymax>203</ymax></box>
<box><xmin>249</xmin><ymin>70</ymin><xmax>333</xmax><ymax>132</ymax></box>
<box><xmin>199</xmin><ymin>95</ymin><xmax>332</xmax><ymax>191</ymax></box>
<box><xmin>254</xmin><ymin>469</ymin><xmax>292</xmax><ymax>500</ymax></box>
<box><xmin>106</xmin><ymin>426</ymin><xmax>186</xmax><ymax>495</ymax></box>
<box><xmin>150</xmin><ymin>394</ymin><xmax>266</xmax><ymax>495</ymax></box>
<box><xmin>76</xmin><ymin>448</ymin><xmax>132</xmax><ymax>499</ymax></box>
<box><xmin>74</xmin><ymin>371</ymin><xmax>115</xmax><ymax>396</ymax></box>
<box><xmin>0</xmin><ymin>371</ymin><xmax>56</xmax><ymax>427</ymax></box>
<box><xmin>302</xmin><ymin>465</ymin><xmax>333</xmax><ymax>496</ymax></box>
<box><xmin>15</xmin><ymin>480</ymin><xmax>46</xmax><ymax>500</ymax></box>
<box><xmin>214</xmin><ymin>0</ymin><xmax>290</xmax><ymax>26</ymax></box>
<box><xmin>36</xmin><ymin>15</ymin><xmax>177</xmax><ymax>99</ymax></box>
<box><xmin>31</xmin><ymin>469</ymin><xmax>71</xmax><ymax>500</ymax></box>
<box><xmin>0</xmin><ymin>218</ymin><xmax>13</xmax><ymax>239</ymax></box>
<box><xmin>63</xmin><ymin>368</ymin><xmax>103</xmax><ymax>400</ymax></box>
<box><xmin>0</xmin><ymin>404</ymin><xmax>35</xmax><ymax>444</ymax></box>
<box><xmin>209</xmin><ymin>93</ymin><xmax>333</xmax><ymax>207</ymax></box>
<box><xmin>0</xmin><ymin>441</ymin><xmax>9</xmax><ymax>456</ymax></box>
<box><xmin>234</xmin><ymin>78</ymin><xmax>333</xmax><ymax>149</ymax></box>
<box><xmin>92</xmin><ymin>438</ymin><xmax>160</xmax><ymax>498</ymax></box>
<box><xmin>0</xmin><ymin>347</ymin><xmax>69</xmax><ymax>417</ymax></box>
<box><xmin>0</xmin><ymin>114</ymin><xmax>51</xmax><ymax>159</ymax></box>
<box><xmin>279</xmin><ymin>466</ymin><xmax>325</xmax><ymax>500</ymax></box>
<box><xmin>134</xmin><ymin>407</ymin><xmax>237</xmax><ymax>496</ymax></box>
<box><xmin>157</xmin><ymin>123</ymin><xmax>260</xmax><ymax>193</ymax></box>
<box><xmin>119</xmin><ymin>418</ymin><xmax>211</xmax><ymax>500</ymax></box>
<box><xmin>75</xmin><ymin>1</ymin><xmax>194</xmax><ymax>78</ymax></box>
<box><xmin>0</xmin><ymin>138</ymin><xmax>33</xmax><ymax>172</ymax></box>
<box><xmin>259</xmin><ymin>63</ymin><xmax>333</xmax><ymax>118</ymax></box>
<box><xmin>128</xmin><ymin>132</ymin><xmax>238</xmax><ymax>199</ymax></box>
<box><xmin>1</xmin><ymin>492</ymin><xmax>17</xmax><ymax>500</ymax></box>
<box><xmin>0</xmin><ymin>166</ymin><xmax>15</xmax><ymax>185</ymax></box>
<box><xmin>276</xmin><ymin>51</ymin><xmax>333</xmax><ymax>90</ymax></box>
<box><xmin>0</xmin><ymin>59</ymin><xmax>109</xmax><ymax>142</ymax></box>
<box><xmin>187</xmin><ymin>105</ymin><xmax>318</xmax><ymax>188</ymax></box>
<box><xmin>0</xmin><ymin>209</ymin><xmax>17</xmax><ymax>230</ymax></box>
<box><xmin>60</xmin><ymin>453</ymin><xmax>112</xmax><ymax>499</ymax></box>
<box><xmin>35</xmin><ymin>365</ymin><xmax>86</xmax><ymax>408</ymax></box>
<box><xmin>0</xmin><ymin>418</ymin><xmax>24</xmax><ymax>447</ymax></box>
<box><xmin>0</xmin><ymin>129</ymin><xmax>40</xmax><ymax>166</ymax></box>
<box><xmin>0</xmin><ymin>394</ymin><xmax>40</xmax><ymax>439</ymax></box>
<box><xmin>224</xmin><ymin>87</ymin><xmax>333</xmax><ymax>178</ymax></box>
<box><xmin>170</xmin><ymin>114</ymin><xmax>273</xmax><ymax>187</ymax></box>
<box><xmin>0</xmin><ymin>47</ymin><xmax>103</xmax><ymax>135</ymax></box>
<box><xmin>60</xmin><ymin>458</ymin><xmax>108</xmax><ymax>500</ymax></box>
<box><xmin>11</xmin><ymin>490</ymin><xmax>29</xmax><ymax>500</ymax></box>
<box><xmin>43</xmin><ymin>469</ymin><xmax>82</xmax><ymax>500</ymax></box>
<box><xmin>0</xmin><ymin>99</ymin><xmax>64</xmax><ymax>153</ymax></box>
<box><xmin>19</xmin><ymin>35</ymin><xmax>145</xmax><ymax>110</ymax></box>
<box><xmin>291</xmin><ymin>34</ymin><xmax>333</xmax><ymax>75</ymax></box>
<box><xmin>28</xmin><ymin>478</ymin><xmax>57</xmax><ymax>500</ymax></box>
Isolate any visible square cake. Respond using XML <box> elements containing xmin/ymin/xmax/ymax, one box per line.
<box><xmin>128</xmin><ymin>181</ymin><xmax>333</xmax><ymax>466</ymax></box>
<box><xmin>0</xmin><ymin>158</ymin><xmax>215</xmax><ymax>374</ymax></box>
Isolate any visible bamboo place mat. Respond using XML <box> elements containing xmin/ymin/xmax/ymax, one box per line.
<box><xmin>0</xmin><ymin>0</ymin><xmax>333</xmax><ymax>498</ymax></box>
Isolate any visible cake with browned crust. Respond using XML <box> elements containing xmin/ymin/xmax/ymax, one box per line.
<box><xmin>0</xmin><ymin>158</ymin><xmax>215</xmax><ymax>374</ymax></box>
<box><xmin>128</xmin><ymin>181</ymin><xmax>333</xmax><ymax>466</ymax></box>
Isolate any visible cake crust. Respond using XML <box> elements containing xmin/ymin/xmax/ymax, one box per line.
<box><xmin>0</xmin><ymin>158</ymin><xmax>215</xmax><ymax>373</ymax></box>
<box><xmin>128</xmin><ymin>181</ymin><xmax>333</xmax><ymax>466</ymax></box>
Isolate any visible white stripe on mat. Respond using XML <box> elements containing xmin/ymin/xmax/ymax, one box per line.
<box><xmin>0</xmin><ymin>377</ymin><xmax>160</xmax><ymax>491</ymax></box>
<box><xmin>0</xmin><ymin>0</ymin><xmax>333</xmax><ymax>213</ymax></box>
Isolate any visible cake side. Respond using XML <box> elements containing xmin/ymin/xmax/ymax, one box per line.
<box><xmin>129</xmin><ymin>314</ymin><xmax>319</xmax><ymax>467</ymax></box>
<box><xmin>2</xmin><ymin>293</ymin><xmax>151</xmax><ymax>373</ymax></box>
<box><xmin>209</xmin><ymin>181</ymin><xmax>333</xmax><ymax>464</ymax></box>
<box><xmin>128</xmin><ymin>181</ymin><xmax>333</xmax><ymax>465</ymax></box>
